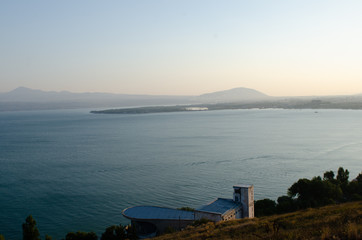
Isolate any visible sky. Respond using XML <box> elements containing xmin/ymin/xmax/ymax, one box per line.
<box><xmin>1</xmin><ymin>1</ymin><xmax>361</xmax><ymax>96</ymax></box>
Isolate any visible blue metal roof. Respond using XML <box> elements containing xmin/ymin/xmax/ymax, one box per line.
<box><xmin>196</xmin><ymin>198</ymin><xmax>241</xmax><ymax>215</ymax></box>
<box><xmin>233</xmin><ymin>185</ymin><xmax>252</xmax><ymax>188</ymax></box>
<box><xmin>122</xmin><ymin>206</ymin><xmax>195</xmax><ymax>220</ymax></box>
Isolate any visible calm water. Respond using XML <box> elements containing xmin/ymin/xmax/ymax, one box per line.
<box><xmin>1</xmin><ymin>109</ymin><xmax>361</xmax><ymax>239</ymax></box>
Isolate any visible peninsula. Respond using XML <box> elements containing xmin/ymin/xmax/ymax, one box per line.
<box><xmin>91</xmin><ymin>98</ymin><xmax>362</xmax><ymax>114</ymax></box>
<box><xmin>90</xmin><ymin>87</ymin><xmax>362</xmax><ymax>114</ymax></box>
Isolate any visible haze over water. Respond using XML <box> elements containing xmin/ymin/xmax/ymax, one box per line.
<box><xmin>1</xmin><ymin>109</ymin><xmax>362</xmax><ymax>239</ymax></box>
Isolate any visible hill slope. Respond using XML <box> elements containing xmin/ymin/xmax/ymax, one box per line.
<box><xmin>198</xmin><ymin>87</ymin><xmax>271</xmax><ymax>103</ymax></box>
<box><xmin>151</xmin><ymin>201</ymin><xmax>362</xmax><ymax>240</ymax></box>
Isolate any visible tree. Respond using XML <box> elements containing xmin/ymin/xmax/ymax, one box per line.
<box><xmin>344</xmin><ymin>172</ymin><xmax>362</xmax><ymax>201</ymax></box>
<box><xmin>337</xmin><ymin>167</ymin><xmax>349</xmax><ymax>183</ymax></box>
<box><xmin>356</xmin><ymin>173</ymin><xmax>362</xmax><ymax>183</ymax></box>
<box><xmin>22</xmin><ymin>215</ymin><xmax>40</xmax><ymax>240</ymax></box>
<box><xmin>323</xmin><ymin>171</ymin><xmax>335</xmax><ymax>181</ymax></box>
<box><xmin>125</xmin><ymin>225</ymin><xmax>138</xmax><ymax>240</ymax></box>
<box><xmin>276</xmin><ymin>196</ymin><xmax>297</xmax><ymax>214</ymax></box>
<box><xmin>254</xmin><ymin>199</ymin><xmax>276</xmax><ymax>217</ymax></box>
<box><xmin>288</xmin><ymin>177</ymin><xmax>342</xmax><ymax>208</ymax></box>
<box><xmin>101</xmin><ymin>225</ymin><xmax>126</xmax><ymax>240</ymax></box>
<box><xmin>288</xmin><ymin>179</ymin><xmax>310</xmax><ymax>200</ymax></box>
<box><xmin>65</xmin><ymin>232</ymin><xmax>97</xmax><ymax>240</ymax></box>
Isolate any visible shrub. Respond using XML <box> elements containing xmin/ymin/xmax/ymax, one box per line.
<box><xmin>22</xmin><ymin>215</ymin><xmax>40</xmax><ymax>240</ymax></box>
<box><xmin>177</xmin><ymin>207</ymin><xmax>195</xmax><ymax>212</ymax></box>
<box><xmin>65</xmin><ymin>231</ymin><xmax>97</xmax><ymax>240</ymax></box>
<box><xmin>255</xmin><ymin>199</ymin><xmax>276</xmax><ymax>217</ymax></box>
<box><xmin>192</xmin><ymin>218</ymin><xmax>211</xmax><ymax>227</ymax></box>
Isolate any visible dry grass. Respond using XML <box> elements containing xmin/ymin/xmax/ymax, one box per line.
<box><xmin>151</xmin><ymin>201</ymin><xmax>362</xmax><ymax>240</ymax></box>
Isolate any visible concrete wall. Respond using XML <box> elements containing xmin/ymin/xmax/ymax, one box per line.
<box><xmin>222</xmin><ymin>209</ymin><xmax>235</xmax><ymax>221</ymax></box>
<box><xmin>221</xmin><ymin>206</ymin><xmax>243</xmax><ymax>220</ymax></box>
<box><xmin>240</xmin><ymin>185</ymin><xmax>254</xmax><ymax>218</ymax></box>
<box><xmin>194</xmin><ymin>211</ymin><xmax>222</xmax><ymax>222</ymax></box>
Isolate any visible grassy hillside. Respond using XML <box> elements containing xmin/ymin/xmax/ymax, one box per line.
<box><xmin>151</xmin><ymin>201</ymin><xmax>362</xmax><ymax>240</ymax></box>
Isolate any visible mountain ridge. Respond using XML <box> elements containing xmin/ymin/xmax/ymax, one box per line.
<box><xmin>2</xmin><ymin>86</ymin><xmax>362</xmax><ymax>112</ymax></box>
<box><xmin>0</xmin><ymin>86</ymin><xmax>272</xmax><ymax>106</ymax></box>
<box><xmin>1</xmin><ymin>86</ymin><xmax>271</xmax><ymax>100</ymax></box>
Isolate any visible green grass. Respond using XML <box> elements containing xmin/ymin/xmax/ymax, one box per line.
<box><xmin>151</xmin><ymin>201</ymin><xmax>362</xmax><ymax>240</ymax></box>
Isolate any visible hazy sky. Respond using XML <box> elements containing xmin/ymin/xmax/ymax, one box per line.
<box><xmin>1</xmin><ymin>1</ymin><xmax>361</xmax><ymax>96</ymax></box>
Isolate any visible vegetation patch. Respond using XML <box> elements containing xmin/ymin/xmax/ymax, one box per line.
<box><xmin>152</xmin><ymin>201</ymin><xmax>362</xmax><ymax>240</ymax></box>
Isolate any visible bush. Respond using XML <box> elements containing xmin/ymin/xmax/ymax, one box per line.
<box><xmin>276</xmin><ymin>196</ymin><xmax>297</xmax><ymax>214</ymax></box>
<box><xmin>22</xmin><ymin>215</ymin><xmax>40</xmax><ymax>240</ymax></box>
<box><xmin>192</xmin><ymin>218</ymin><xmax>211</xmax><ymax>227</ymax></box>
<box><xmin>164</xmin><ymin>227</ymin><xmax>176</xmax><ymax>234</ymax></box>
<box><xmin>255</xmin><ymin>199</ymin><xmax>276</xmax><ymax>217</ymax></box>
<box><xmin>177</xmin><ymin>207</ymin><xmax>195</xmax><ymax>212</ymax></box>
<box><xmin>65</xmin><ymin>231</ymin><xmax>97</xmax><ymax>240</ymax></box>
<box><xmin>101</xmin><ymin>225</ymin><xmax>126</xmax><ymax>240</ymax></box>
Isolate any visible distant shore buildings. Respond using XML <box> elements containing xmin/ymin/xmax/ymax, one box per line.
<box><xmin>184</xmin><ymin>107</ymin><xmax>208</xmax><ymax>111</ymax></box>
<box><xmin>122</xmin><ymin>185</ymin><xmax>254</xmax><ymax>238</ymax></box>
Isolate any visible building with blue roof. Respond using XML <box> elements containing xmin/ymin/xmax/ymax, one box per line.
<box><xmin>122</xmin><ymin>185</ymin><xmax>254</xmax><ymax>238</ymax></box>
<box><xmin>123</xmin><ymin>206</ymin><xmax>195</xmax><ymax>220</ymax></box>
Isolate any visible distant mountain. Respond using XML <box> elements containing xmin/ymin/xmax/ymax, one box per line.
<box><xmin>0</xmin><ymin>87</ymin><xmax>195</xmax><ymax>111</ymax></box>
<box><xmin>197</xmin><ymin>87</ymin><xmax>272</xmax><ymax>103</ymax></box>
<box><xmin>1</xmin><ymin>87</ymin><xmax>74</xmax><ymax>102</ymax></box>
<box><xmin>0</xmin><ymin>87</ymin><xmax>191</xmax><ymax>102</ymax></box>
<box><xmin>0</xmin><ymin>86</ymin><xmax>271</xmax><ymax>105</ymax></box>
<box><xmin>7</xmin><ymin>86</ymin><xmax>361</xmax><ymax>112</ymax></box>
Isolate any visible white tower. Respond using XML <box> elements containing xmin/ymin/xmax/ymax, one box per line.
<box><xmin>233</xmin><ymin>185</ymin><xmax>254</xmax><ymax>218</ymax></box>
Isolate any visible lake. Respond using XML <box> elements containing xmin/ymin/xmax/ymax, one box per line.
<box><xmin>1</xmin><ymin>109</ymin><xmax>361</xmax><ymax>239</ymax></box>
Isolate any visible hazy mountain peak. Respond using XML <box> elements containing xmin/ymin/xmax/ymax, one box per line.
<box><xmin>198</xmin><ymin>87</ymin><xmax>270</xmax><ymax>103</ymax></box>
<box><xmin>10</xmin><ymin>86</ymin><xmax>40</xmax><ymax>93</ymax></box>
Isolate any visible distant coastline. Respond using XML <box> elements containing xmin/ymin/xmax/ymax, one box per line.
<box><xmin>90</xmin><ymin>106</ymin><xmax>209</xmax><ymax>114</ymax></box>
<box><xmin>2</xmin><ymin>87</ymin><xmax>362</xmax><ymax>112</ymax></box>
<box><xmin>91</xmin><ymin>99</ymin><xmax>362</xmax><ymax>114</ymax></box>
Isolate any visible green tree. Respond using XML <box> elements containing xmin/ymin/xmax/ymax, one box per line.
<box><xmin>345</xmin><ymin>172</ymin><xmax>362</xmax><ymax>201</ymax></box>
<box><xmin>356</xmin><ymin>173</ymin><xmax>362</xmax><ymax>183</ymax></box>
<box><xmin>254</xmin><ymin>199</ymin><xmax>276</xmax><ymax>217</ymax></box>
<box><xmin>22</xmin><ymin>215</ymin><xmax>40</xmax><ymax>240</ymax></box>
<box><xmin>125</xmin><ymin>225</ymin><xmax>138</xmax><ymax>240</ymax></box>
<box><xmin>101</xmin><ymin>225</ymin><xmax>126</xmax><ymax>240</ymax></box>
<box><xmin>346</xmin><ymin>181</ymin><xmax>362</xmax><ymax>200</ymax></box>
<box><xmin>337</xmin><ymin>167</ymin><xmax>349</xmax><ymax>183</ymax></box>
<box><xmin>65</xmin><ymin>232</ymin><xmax>97</xmax><ymax>240</ymax></box>
<box><xmin>276</xmin><ymin>196</ymin><xmax>296</xmax><ymax>214</ymax></box>
<box><xmin>288</xmin><ymin>177</ymin><xmax>343</xmax><ymax>208</ymax></box>
<box><xmin>323</xmin><ymin>170</ymin><xmax>335</xmax><ymax>181</ymax></box>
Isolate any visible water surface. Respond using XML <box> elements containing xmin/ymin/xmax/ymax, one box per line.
<box><xmin>1</xmin><ymin>109</ymin><xmax>361</xmax><ymax>239</ymax></box>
